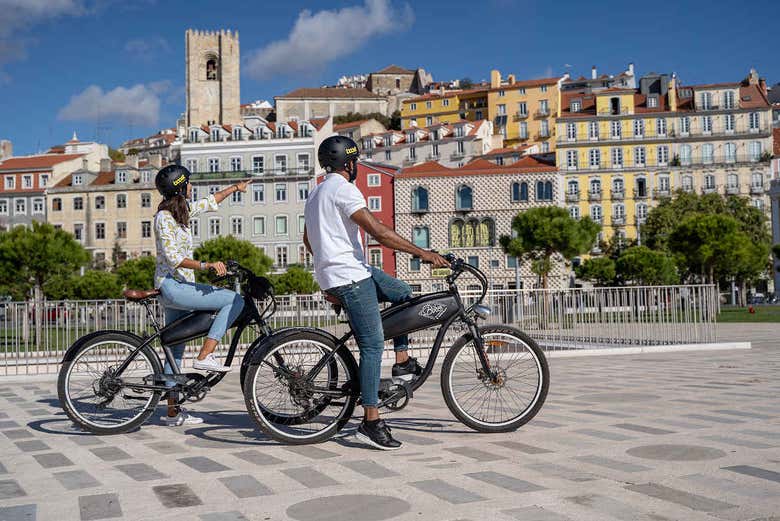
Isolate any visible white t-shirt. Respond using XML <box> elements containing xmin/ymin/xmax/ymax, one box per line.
<box><xmin>304</xmin><ymin>173</ymin><xmax>371</xmax><ymax>290</ymax></box>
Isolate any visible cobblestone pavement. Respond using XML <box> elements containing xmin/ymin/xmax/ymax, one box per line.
<box><xmin>0</xmin><ymin>323</ymin><xmax>778</xmax><ymax>521</ymax></box>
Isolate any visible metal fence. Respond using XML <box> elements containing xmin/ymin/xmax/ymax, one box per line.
<box><xmin>0</xmin><ymin>284</ymin><xmax>719</xmax><ymax>376</ymax></box>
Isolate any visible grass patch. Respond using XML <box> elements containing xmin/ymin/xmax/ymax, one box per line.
<box><xmin>717</xmin><ymin>306</ymin><xmax>780</xmax><ymax>323</ymax></box>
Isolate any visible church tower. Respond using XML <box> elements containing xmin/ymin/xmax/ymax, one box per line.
<box><xmin>185</xmin><ymin>29</ymin><xmax>241</xmax><ymax>128</ymax></box>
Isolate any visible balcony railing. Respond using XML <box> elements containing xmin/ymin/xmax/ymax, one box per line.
<box><xmin>726</xmin><ymin>185</ymin><xmax>740</xmax><ymax>195</ymax></box>
<box><xmin>403</xmin><ymin>158</ymin><xmax>417</xmax><ymax>166</ymax></box>
<box><xmin>597</xmin><ymin>106</ymin><xmax>631</xmax><ymax>116</ymax></box>
<box><xmin>588</xmin><ymin>190</ymin><xmax>602</xmax><ymax>201</ymax></box>
<box><xmin>633</xmin><ymin>189</ymin><xmax>649</xmax><ymax>199</ymax></box>
<box><xmin>556</xmin><ymin>127</ymin><xmax>770</xmax><ymax>145</ymax></box>
<box><xmin>190</xmin><ymin>168</ymin><xmax>313</xmax><ymax>180</ymax></box>
<box><xmin>535</xmin><ymin>131</ymin><xmax>551</xmax><ymax>139</ymax></box>
<box><xmin>411</xmin><ymin>205</ymin><xmax>429</xmax><ymax>214</ymax></box>
<box><xmin>185</xmin><ymin>131</ymin><xmax>314</xmax><ymax>144</ymax></box>
<box><xmin>612</xmin><ymin>216</ymin><xmax>626</xmax><ymax>226</ymax></box>
<box><xmin>611</xmin><ymin>190</ymin><xmax>625</xmax><ymax>200</ymax></box>
<box><xmin>565</xmin><ymin>192</ymin><xmax>580</xmax><ymax>202</ymax></box>
<box><xmin>449</xmin><ymin>152</ymin><xmax>465</xmax><ymax>160</ymax></box>
<box><xmin>562</xmin><ymin>154</ymin><xmax>769</xmax><ymax>172</ymax></box>
<box><xmin>534</xmin><ymin>108</ymin><xmax>553</xmax><ymax>118</ymax></box>
<box><xmin>513</xmin><ymin>112</ymin><xmax>529</xmax><ymax>121</ymax></box>
<box><xmin>750</xmin><ymin>184</ymin><xmax>765</xmax><ymax>195</ymax></box>
<box><xmin>653</xmin><ymin>188</ymin><xmax>671</xmax><ymax>199</ymax></box>
<box><xmin>426</xmin><ymin>154</ymin><xmax>441</xmax><ymax>161</ymax></box>
<box><xmin>701</xmin><ymin>186</ymin><xmax>717</xmax><ymax>194</ymax></box>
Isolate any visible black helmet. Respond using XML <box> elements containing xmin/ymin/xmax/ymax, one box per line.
<box><xmin>155</xmin><ymin>164</ymin><xmax>190</xmax><ymax>199</ymax></box>
<box><xmin>318</xmin><ymin>135</ymin><xmax>360</xmax><ymax>181</ymax></box>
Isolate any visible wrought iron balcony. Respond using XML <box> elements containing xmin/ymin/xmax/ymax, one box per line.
<box><xmin>588</xmin><ymin>190</ymin><xmax>602</xmax><ymax>201</ymax></box>
<box><xmin>653</xmin><ymin>188</ymin><xmax>671</xmax><ymax>199</ymax></box>
<box><xmin>565</xmin><ymin>192</ymin><xmax>580</xmax><ymax>202</ymax></box>
<box><xmin>611</xmin><ymin>216</ymin><xmax>626</xmax><ymax>226</ymax></box>
<box><xmin>750</xmin><ymin>184</ymin><xmax>764</xmax><ymax>195</ymax></box>
<box><xmin>513</xmin><ymin>112</ymin><xmax>529</xmax><ymax>121</ymax></box>
<box><xmin>611</xmin><ymin>190</ymin><xmax>625</xmax><ymax>200</ymax></box>
<box><xmin>726</xmin><ymin>185</ymin><xmax>741</xmax><ymax>195</ymax></box>
<box><xmin>190</xmin><ymin>168</ymin><xmax>313</xmax><ymax>180</ymax></box>
<box><xmin>633</xmin><ymin>189</ymin><xmax>649</xmax><ymax>199</ymax></box>
<box><xmin>534</xmin><ymin>107</ymin><xmax>553</xmax><ymax>118</ymax></box>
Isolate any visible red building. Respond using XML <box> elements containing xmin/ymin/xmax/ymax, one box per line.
<box><xmin>316</xmin><ymin>161</ymin><xmax>399</xmax><ymax>277</ymax></box>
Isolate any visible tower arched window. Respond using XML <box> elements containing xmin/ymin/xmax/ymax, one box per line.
<box><xmin>511</xmin><ymin>182</ymin><xmax>529</xmax><ymax>202</ymax></box>
<box><xmin>536</xmin><ymin>180</ymin><xmax>553</xmax><ymax>201</ymax></box>
<box><xmin>206</xmin><ymin>58</ymin><xmax>218</xmax><ymax>80</ymax></box>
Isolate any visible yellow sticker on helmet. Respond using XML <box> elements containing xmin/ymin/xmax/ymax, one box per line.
<box><xmin>345</xmin><ymin>146</ymin><xmax>358</xmax><ymax>155</ymax></box>
<box><xmin>172</xmin><ymin>174</ymin><xmax>187</xmax><ymax>186</ymax></box>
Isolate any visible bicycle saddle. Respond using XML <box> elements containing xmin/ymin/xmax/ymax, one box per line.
<box><xmin>123</xmin><ymin>289</ymin><xmax>161</xmax><ymax>302</ymax></box>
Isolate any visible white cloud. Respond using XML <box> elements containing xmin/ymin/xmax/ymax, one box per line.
<box><xmin>0</xmin><ymin>0</ymin><xmax>86</xmax><ymax>65</ymax></box>
<box><xmin>246</xmin><ymin>0</ymin><xmax>414</xmax><ymax>80</ymax></box>
<box><xmin>124</xmin><ymin>36</ymin><xmax>171</xmax><ymax>62</ymax></box>
<box><xmin>57</xmin><ymin>83</ymin><xmax>163</xmax><ymax>127</ymax></box>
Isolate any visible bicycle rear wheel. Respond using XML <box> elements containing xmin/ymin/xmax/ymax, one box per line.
<box><xmin>441</xmin><ymin>325</ymin><xmax>548</xmax><ymax>433</ymax></box>
<box><xmin>58</xmin><ymin>332</ymin><xmax>163</xmax><ymax>435</ymax></box>
<box><xmin>243</xmin><ymin>330</ymin><xmax>358</xmax><ymax>444</ymax></box>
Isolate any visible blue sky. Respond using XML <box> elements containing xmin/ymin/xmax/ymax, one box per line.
<box><xmin>0</xmin><ymin>0</ymin><xmax>776</xmax><ymax>156</ymax></box>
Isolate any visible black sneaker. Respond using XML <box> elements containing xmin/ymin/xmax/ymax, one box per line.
<box><xmin>356</xmin><ymin>419</ymin><xmax>402</xmax><ymax>450</ymax></box>
<box><xmin>392</xmin><ymin>356</ymin><xmax>423</xmax><ymax>383</ymax></box>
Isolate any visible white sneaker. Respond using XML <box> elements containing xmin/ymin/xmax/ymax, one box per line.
<box><xmin>193</xmin><ymin>353</ymin><xmax>231</xmax><ymax>373</ymax></box>
<box><xmin>160</xmin><ymin>408</ymin><xmax>204</xmax><ymax>426</ymax></box>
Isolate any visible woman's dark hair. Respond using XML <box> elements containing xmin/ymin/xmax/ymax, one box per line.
<box><xmin>157</xmin><ymin>195</ymin><xmax>190</xmax><ymax>228</ymax></box>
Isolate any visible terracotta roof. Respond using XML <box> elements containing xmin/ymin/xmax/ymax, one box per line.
<box><xmin>334</xmin><ymin>119</ymin><xmax>370</xmax><ymax>130</ymax></box>
<box><xmin>277</xmin><ymin>87</ymin><xmax>383</xmax><ymax>99</ymax></box>
<box><xmin>374</xmin><ymin>65</ymin><xmax>414</xmax><ymax>75</ymax></box>
<box><xmin>91</xmin><ymin>172</ymin><xmax>116</xmax><ymax>185</ymax></box>
<box><xmin>482</xmin><ymin>147</ymin><xmax>526</xmax><ymax>156</ymax></box>
<box><xmin>774</xmin><ymin>128</ymin><xmax>780</xmax><ymax>156</ymax></box>
<box><xmin>398</xmin><ymin>155</ymin><xmax>555</xmax><ymax>178</ymax></box>
<box><xmin>0</xmin><ymin>153</ymin><xmax>83</xmax><ymax>171</ymax></box>
<box><xmin>491</xmin><ymin>76</ymin><xmax>560</xmax><ymax>92</ymax></box>
<box><xmin>404</xmin><ymin>88</ymin><xmax>488</xmax><ymax>104</ymax></box>
<box><xmin>738</xmin><ymin>84</ymin><xmax>771</xmax><ymax>109</ymax></box>
<box><xmin>309</xmin><ymin>117</ymin><xmax>329</xmax><ymax>130</ymax></box>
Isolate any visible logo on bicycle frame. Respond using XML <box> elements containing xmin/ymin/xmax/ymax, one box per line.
<box><xmin>419</xmin><ymin>302</ymin><xmax>447</xmax><ymax>321</ymax></box>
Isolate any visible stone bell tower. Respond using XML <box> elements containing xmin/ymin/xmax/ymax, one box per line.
<box><xmin>185</xmin><ymin>29</ymin><xmax>241</xmax><ymax>128</ymax></box>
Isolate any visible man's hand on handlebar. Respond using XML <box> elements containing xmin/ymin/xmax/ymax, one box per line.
<box><xmin>420</xmin><ymin>250</ymin><xmax>450</xmax><ymax>268</ymax></box>
<box><xmin>206</xmin><ymin>261</ymin><xmax>227</xmax><ymax>276</ymax></box>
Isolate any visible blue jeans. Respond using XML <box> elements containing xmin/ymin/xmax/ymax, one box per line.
<box><xmin>326</xmin><ymin>267</ymin><xmax>412</xmax><ymax>407</ymax></box>
<box><xmin>158</xmin><ymin>276</ymin><xmax>245</xmax><ymax>378</ymax></box>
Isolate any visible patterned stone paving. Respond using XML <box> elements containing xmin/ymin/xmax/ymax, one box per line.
<box><xmin>0</xmin><ymin>323</ymin><xmax>778</xmax><ymax>520</ymax></box>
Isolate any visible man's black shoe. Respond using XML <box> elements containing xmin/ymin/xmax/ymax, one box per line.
<box><xmin>356</xmin><ymin>419</ymin><xmax>402</xmax><ymax>450</ymax></box>
<box><xmin>392</xmin><ymin>356</ymin><xmax>423</xmax><ymax>382</ymax></box>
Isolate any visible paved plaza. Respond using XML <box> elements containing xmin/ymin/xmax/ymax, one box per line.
<box><xmin>0</xmin><ymin>323</ymin><xmax>777</xmax><ymax>521</ymax></box>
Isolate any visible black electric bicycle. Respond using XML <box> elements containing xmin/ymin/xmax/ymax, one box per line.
<box><xmin>58</xmin><ymin>261</ymin><xmax>275</xmax><ymax>435</ymax></box>
<box><xmin>243</xmin><ymin>254</ymin><xmax>549</xmax><ymax>445</ymax></box>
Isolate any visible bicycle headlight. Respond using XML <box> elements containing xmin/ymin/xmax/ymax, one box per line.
<box><xmin>473</xmin><ymin>304</ymin><xmax>491</xmax><ymax>319</ymax></box>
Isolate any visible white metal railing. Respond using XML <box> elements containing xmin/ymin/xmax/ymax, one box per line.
<box><xmin>0</xmin><ymin>285</ymin><xmax>718</xmax><ymax>376</ymax></box>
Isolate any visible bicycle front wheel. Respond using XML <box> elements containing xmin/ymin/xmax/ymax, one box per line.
<box><xmin>441</xmin><ymin>325</ymin><xmax>548</xmax><ymax>433</ymax></box>
<box><xmin>58</xmin><ymin>332</ymin><xmax>163</xmax><ymax>435</ymax></box>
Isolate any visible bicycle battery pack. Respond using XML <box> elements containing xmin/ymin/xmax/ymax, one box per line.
<box><xmin>381</xmin><ymin>292</ymin><xmax>459</xmax><ymax>339</ymax></box>
<box><xmin>159</xmin><ymin>311</ymin><xmax>216</xmax><ymax>345</ymax></box>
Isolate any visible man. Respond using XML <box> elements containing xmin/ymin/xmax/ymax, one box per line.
<box><xmin>304</xmin><ymin>136</ymin><xmax>449</xmax><ymax>450</ymax></box>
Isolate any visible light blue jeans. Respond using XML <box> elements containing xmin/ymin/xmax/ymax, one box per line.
<box><xmin>326</xmin><ymin>267</ymin><xmax>412</xmax><ymax>407</ymax></box>
<box><xmin>158</xmin><ymin>276</ymin><xmax>245</xmax><ymax>377</ymax></box>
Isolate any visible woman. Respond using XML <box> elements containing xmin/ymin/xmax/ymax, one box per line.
<box><xmin>153</xmin><ymin>164</ymin><xmax>251</xmax><ymax>426</ymax></box>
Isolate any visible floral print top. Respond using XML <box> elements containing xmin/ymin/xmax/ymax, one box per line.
<box><xmin>154</xmin><ymin>195</ymin><xmax>218</xmax><ymax>287</ymax></box>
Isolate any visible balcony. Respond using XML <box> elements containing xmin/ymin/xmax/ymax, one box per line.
<box><xmin>513</xmin><ymin>112</ymin><xmax>529</xmax><ymax>121</ymax></box>
<box><xmin>565</xmin><ymin>192</ymin><xmax>580</xmax><ymax>202</ymax></box>
<box><xmin>402</xmin><ymin>158</ymin><xmax>417</xmax><ymax>166</ymax></box>
<box><xmin>426</xmin><ymin>154</ymin><xmax>441</xmax><ymax>161</ymax></box>
<box><xmin>633</xmin><ymin>189</ymin><xmax>649</xmax><ymax>199</ymax></box>
<box><xmin>611</xmin><ymin>190</ymin><xmax>625</xmax><ymax>200</ymax></box>
<box><xmin>653</xmin><ymin>188</ymin><xmax>671</xmax><ymax>199</ymax></box>
<box><xmin>411</xmin><ymin>205</ymin><xmax>429</xmax><ymax>215</ymax></box>
<box><xmin>611</xmin><ymin>216</ymin><xmax>626</xmax><ymax>226</ymax></box>
<box><xmin>701</xmin><ymin>186</ymin><xmax>717</xmax><ymax>194</ymax></box>
<box><xmin>726</xmin><ymin>185</ymin><xmax>741</xmax><ymax>195</ymax></box>
<box><xmin>190</xmin><ymin>168</ymin><xmax>313</xmax><ymax>180</ymax></box>
<box><xmin>750</xmin><ymin>184</ymin><xmax>764</xmax><ymax>195</ymax></box>
<box><xmin>517</xmin><ymin>133</ymin><xmax>529</xmax><ymax>140</ymax></box>
<box><xmin>597</xmin><ymin>106</ymin><xmax>631</xmax><ymax>116</ymax></box>
<box><xmin>450</xmin><ymin>152</ymin><xmax>465</xmax><ymax>160</ymax></box>
<box><xmin>588</xmin><ymin>190</ymin><xmax>602</xmax><ymax>201</ymax></box>
<box><xmin>535</xmin><ymin>131</ymin><xmax>551</xmax><ymax>140</ymax></box>
<box><xmin>534</xmin><ymin>107</ymin><xmax>554</xmax><ymax>118</ymax></box>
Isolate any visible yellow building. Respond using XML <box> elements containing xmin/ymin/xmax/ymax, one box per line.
<box><xmin>556</xmin><ymin>71</ymin><xmax>773</xmax><ymax>245</ymax></box>
<box><xmin>487</xmin><ymin>70</ymin><xmax>564</xmax><ymax>151</ymax></box>
<box><xmin>400</xmin><ymin>89</ymin><xmax>488</xmax><ymax>128</ymax></box>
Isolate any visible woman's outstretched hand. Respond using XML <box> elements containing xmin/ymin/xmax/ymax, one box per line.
<box><xmin>235</xmin><ymin>179</ymin><xmax>253</xmax><ymax>192</ymax></box>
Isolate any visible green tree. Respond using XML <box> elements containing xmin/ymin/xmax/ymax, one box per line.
<box><xmin>194</xmin><ymin>236</ymin><xmax>273</xmax><ymax>283</ymax></box>
<box><xmin>108</xmin><ymin>148</ymin><xmax>126</xmax><ymax>162</ymax></box>
<box><xmin>575</xmin><ymin>257</ymin><xmax>616</xmax><ymax>286</ymax></box>
<box><xmin>43</xmin><ymin>274</ymin><xmax>76</xmax><ymax>300</ymax></box>
<box><xmin>460</xmin><ymin>77</ymin><xmax>474</xmax><ymax>89</ymax></box>
<box><xmin>500</xmin><ymin>207</ymin><xmax>600</xmax><ymax>288</ymax></box>
<box><xmin>615</xmin><ymin>246</ymin><xmax>679</xmax><ymax>285</ymax></box>
<box><xmin>0</xmin><ymin>222</ymin><xmax>89</xmax><ymax>300</ymax></box>
<box><xmin>271</xmin><ymin>265</ymin><xmax>319</xmax><ymax>294</ymax></box>
<box><xmin>333</xmin><ymin>112</ymin><xmax>392</xmax><ymax>130</ymax></box>
<box><xmin>72</xmin><ymin>270</ymin><xmax>122</xmax><ymax>300</ymax></box>
<box><xmin>389</xmin><ymin>110</ymin><xmax>401</xmax><ymax>130</ymax></box>
<box><xmin>115</xmin><ymin>256</ymin><xmax>156</xmax><ymax>290</ymax></box>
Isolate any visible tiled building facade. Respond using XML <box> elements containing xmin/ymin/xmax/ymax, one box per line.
<box><xmin>394</xmin><ymin>157</ymin><xmax>564</xmax><ymax>293</ymax></box>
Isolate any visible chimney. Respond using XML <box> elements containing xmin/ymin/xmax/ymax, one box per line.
<box><xmin>99</xmin><ymin>158</ymin><xmax>111</xmax><ymax>172</ymax></box>
<box><xmin>149</xmin><ymin>154</ymin><xmax>162</xmax><ymax>169</ymax></box>
<box><xmin>591</xmin><ymin>66</ymin><xmax>597</xmax><ymax>80</ymax></box>
<box><xmin>126</xmin><ymin>154</ymin><xmax>139</xmax><ymax>169</ymax></box>
<box><xmin>748</xmin><ymin>68</ymin><xmax>759</xmax><ymax>85</ymax></box>
<box><xmin>759</xmin><ymin>78</ymin><xmax>767</xmax><ymax>97</ymax></box>
<box><xmin>628</xmin><ymin>62</ymin><xmax>635</xmax><ymax>76</ymax></box>
<box><xmin>507</xmin><ymin>74</ymin><xmax>516</xmax><ymax>84</ymax></box>
<box><xmin>490</xmin><ymin>70</ymin><xmax>501</xmax><ymax>89</ymax></box>
<box><xmin>668</xmin><ymin>74</ymin><xmax>678</xmax><ymax>112</ymax></box>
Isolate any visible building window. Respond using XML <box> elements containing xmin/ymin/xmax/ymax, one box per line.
<box><xmin>724</xmin><ymin>142</ymin><xmax>737</xmax><ymax>162</ymax></box>
<box><xmin>367</xmin><ymin>174</ymin><xmax>380</xmax><ymax>187</ymax></box>
<box><xmin>368</xmin><ymin>196</ymin><xmax>381</xmax><ymax>211</ymax></box>
<box><xmin>680</xmin><ymin>144</ymin><xmax>692</xmax><ymax>165</ymax></box>
<box><xmin>40</xmin><ymin>174</ymin><xmax>49</xmax><ymax>187</ymax></box>
<box><xmin>412</xmin><ymin>226</ymin><xmax>430</xmax><ymax>248</ymax></box>
<box><xmin>656</xmin><ymin>118</ymin><xmax>667</xmax><ymax>136</ymax></box>
<box><xmin>566</xmin><ymin>150</ymin><xmax>578</xmax><ymax>169</ymax></box>
<box><xmin>22</xmin><ymin>175</ymin><xmax>32</xmax><ymax>189</ymax></box>
<box><xmin>208</xmin><ymin>158</ymin><xmax>219</xmax><ymax>172</ymax></box>
<box><xmin>636</xmin><ymin>177</ymin><xmax>647</xmax><ymax>197</ymax></box>
<box><xmin>511</xmin><ymin>182</ymin><xmax>529</xmax><ymax>202</ymax></box>
<box><xmin>210</xmin><ymin>128</ymin><xmax>220</xmax><ymax>141</ymax></box>
<box><xmin>185</xmin><ymin>159</ymin><xmax>198</xmax><ymax>173</ymax></box>
<box><xmin>540</xmin><ymin>85</ymin><xmax>548</xmax><ymax>93</ymax></box>
<box><xmin>613</xmin><ymin>203</ymin><xmax>626</xmax><ymax>219</ymax></box>
<box><xmin>117</xmin><ymin>221</ymin><xmax>127</xmax><ymax>239</ymax></box>
<box><xmin>702</xmin><ymin>143</ymin><xmax>714</xmax><ymax>164</ymax></box>
<box><xmin>233</xmin><ymin>127</ymin><xmax>242</xmax><ymax>140</ymax></box>
<box><xmin>702</xmin><ymin>115</ymin><xmax>713</xmax><ymax>134</ymax></box>
<box><xmin>252</xmin><ymin>156</ymin><xmax>264</xmax><ymax>174</ymax></box>
<box><xmin>409</xmin><ymin>146</ymin><xmax>417</xmax><ymax>160</ymax></box>
<box><xmin>567</xmin><ymin>179</ymin><xmax>579</xmax><ymax>195</ymax></box>
<box><xmin>535</xmin><ymin>181</ymin><xmax>553</xmax><ymax>201</ymax></box>
<box><xmin>589</xmin><ymin>148</ymin><xmax>601</xmax><ymax>167</ymax></box>
<box><xmin>518</xmin><ymin>102</ymin><xmax>528</xmax><ymax>116</ymax></box>
<box><xmin>73</xmin><ymin>174</ymin><xmax>83</xmax><ymax>186</ymax></box>
<box><xmin>230</xmin><ymin>157</ymin><xmax>242</xmax><ymax>171</ymax></box>
<box><xmin>679</xmin><ymin>116</ymin><xmax>691</xmax><ymax>135</ymax></box>
<box><xmin>190</xmin><ymin>219</ymin><xmax>200</xmax><ymax>237</ymax></box>
<box><xmin>206</xmin><ymin>57</ymin><xmax>218</xmax><ymax>80</ymax></box>
<box><xmin>409</xmin><ymin>257</ymin><xmax>421</xmax><ymax>272</ymax></box>
<box><xmin>298</xmin><ymin>215</ymin><xmax>305</xmax><ymax>234</ymax></box>
<box><xmin>74</xmin><ymin>197</ymin><xmax>83</xmax><ymax>210</ymax></box>
<box><xmin>566</xmin><ymin>123</ymin><xmax>577</xmax><ymax>141</ymax></box>
<box><xmin>209</xmin><ymin>217</ymin><xmax>221</xmax><ymax>237</ymax></box>
<box><xmin>659</xmin><ymin>176</ymin><xmax>671</xmax><ymax>191</ymax></box>
<box><xmin>253</xmin><ymin>184</ymin><xmax>265</xmax><ymax>203</ymax></box>
<box><xmin>700</xmin><ymin>91</ymin><xmax>712</xmax><ymax>110</ymax></box>
<box><xmin>94</xmin><ymin>223</ymin><xmax>105</xmax><ymax>240</ymax></box>
<box><xmin>611</xmin><ymin>148</ymin><xmax>623</xmax><ymax>167</ymax></box>
<box><xmin>253</xmin><ymin>216</ymin><xmax>265</xmax><ymax>235</ymax></box>
<box><xmin>633</xmin><ymin>119</ymin><xmax>644</xmax><ymax>137</ymax></box>
<box><xmin>590</xmin><ymin>205</ymin><xmax>602</xmax><ymax>222</ymax></box>
<box><xmin>116</xmin><ymin>194</ymin><xmax>127</xmax><ymax>208</ymax></box>
<box><xmin>74</xmin><ymin>224</ymin><xmax>83</xmax><ymax>242</ymax></box>
<box><xmin>141</xmin><ymin>221</ymin><xmax>151</xmax><ymax>238</ymax></box>
<box><xmin>657</xmin><ymin>145</ymin><xmax>669</xmax><ymax>165</ymax></box>
<box><xmin>590</xmin><ymin>178</ymin><xmax>602</xmax><ymax>195</ymax></box>
<box><xmin>637</xmin><ymin>203</ymin><xmax>648</xmax><ymax>219</ymax></box>
<box><xmin>411</xmin><ymin>186</ymin><xmax>428</xmax><ymax>212</ymax></box>
<box><xmin>141</xmin><ymin>193</ymin><xmax>151</xmax><ymax>208</ymax></box>
<box><xmin>724</xmin><ymin>114</ymin><xmax>735</xmax><ymax>132</ymax></box>
<box><xmin>442</xmin><ymin>98</ymin><xmax>450</xmax><ymax>107</ymax></box>
<box><xmin>275</xmin><ymin>183</ymin><xmax>287</xmax><ymax>202</ymax></box>
<box><xmin>588</xmin><ymin>121</ymin><xmax>599</xmax><ymax>140</ymax></box>
<box><xmin>231</xmin><ymin>216</ymin><xmax>243</xmax><ymax>236</ymax></box>
<box><xmin>682</xmin><ymin>175</ymin><xmax>694</xmax><ymax>191</ymax></box>
<box><xmin>117</xmin><ymin>171</ymin><xmax>127</xmax><ymax>184</ymax></box>
<box><xmin>634</xmin><ymin>147</ymin><xmax>646</xmax><ymax>166</ymax></box>
<box><xmin>52</xmin><ymin>198</ymin><xmax>61</xmax><ymax>212</ymax></box>
<box><xmin>610</xmin><ymin>120</ymin><xmax>621</xmax><ymax>139</ymax></box>
<box><xmin>571</xmin><ymin>100</ymin><xmax>581</xmax><ymax>112</ymax></box>
<box><xmin>519</xmin><ymin>121</ymin><xmax>529</xmax><ymax>139</ymax></box>
<box><xmin>724</xmin><ymin>91</ymin><xmax>735</xmax><ymax>109</ymax></box>
<box><xmin>456</xmin><ymin>185</ymin><xmax>473</xmax><ymax>210</ymax></box>
<box><xmin>298</xmin><ymin>182</ymin><xmax>309</xmax><ymax>201</ymax></box>
<box><xmin>275</xmin><ymin>215</ymin><xmax>288</xmax><ymax>235</ymax></box>
<box><xmin>425</xmin><ymin>101</ymin><xmax>432</xmax><ymax>109</ymax></box>
<box><xmin>704</xmin><ymin>174</ymin><xmax>716</xmax><ymax>189</ymax></box>
<box><xmin>276</xmin><ymin>246</ymin><xmax>288</xmax><ymax>267</ymax></box>
<box><xmin>467</xmin><ymin>256</ymin><xmax>479</xmax><ymax>268</ymax></box>
<box><xmin>647</xmin><ymin>96</ymin><xmax>658</xmax><ymax>108</ymax></box>
<box><xmin>275</xmin><ymin>155</ymin><xmax>288</xmax><ymax>172</ymax></box>
<box><xmin>569</xmin><ymin>206</ymin><xmax>580</xmax><ymax>219</ymax></box>
<box><xmin>727</xmin><ymin>173</ymin><xmax>739</xmax><ymax>189</ymax></box>
<box><xmin>297</xmin><ymin>154</ymin><xmax>311</xmax><ymax>171</ymax></box>
<box><xmin>749</xmin><ymin>141</ymin><xmax>762</xmax><ymax>161</ymax></box>
<box><xmin>369</xmin><ymin>249</ymin><xmax>382</xmax><ymax>268</ymax></box>
<box><xmin>450</xmin><ymin>218</ymin><xmax>495</xmax><ymax>248</ymax></box>
<box><xmin>613</xmin><ymin>177</ymin><xmax>624</xmax><ymax>194</ymax></box>
<box><xmin>231</xmin><ymin>190</ymin><xmax>243</xmax><ymax>204</ymax></box>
